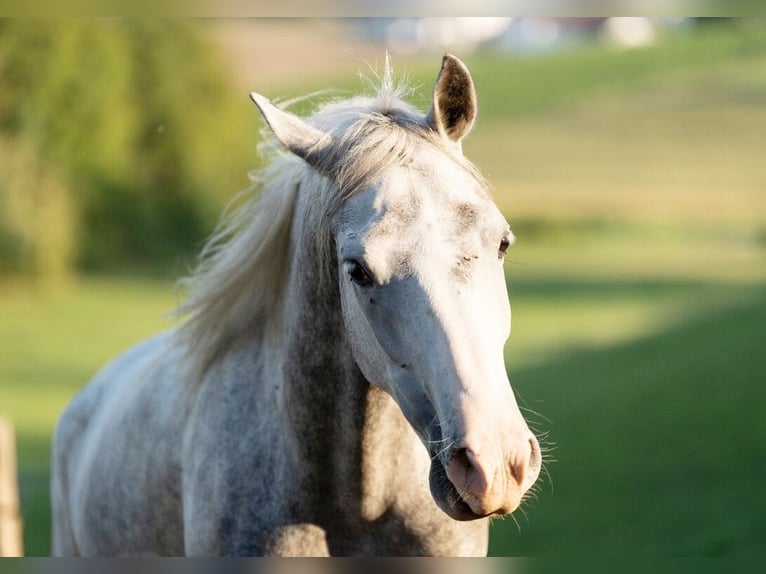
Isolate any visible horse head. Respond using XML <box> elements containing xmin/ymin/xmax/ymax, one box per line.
<box><xmin>251</xmin><ymin>54</ymin><xmax>541</xmax><ymax>521</ymax></box>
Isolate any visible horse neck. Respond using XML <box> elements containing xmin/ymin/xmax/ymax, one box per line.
<box><xmin>279</xmin><ymin>197</ymin><xmax>420</xmax><ymax>518</ymax></box>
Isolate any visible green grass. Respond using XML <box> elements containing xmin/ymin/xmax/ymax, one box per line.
<box><xmin>2</xmin><ymin>22</ymin><xmax>765</xmax><ymax>556</ymax></box>
<box><xmin>465</xmin><ymin>23</ymin><xmax>766</xmax><ymax>122</ymax></box>
<box><xmin>4</xmin><ymin>272</ymin><xmax>763</xmax><ymax>556</ymax></box>
<box><xmin>0</xmin><ymin>276</ymin><xmax>176</xmax><ymax>556</ymax></box>
<box><xmin>287</xmin><ymin>23</ymin><xmax>766</xmax><ymax>123</ymax></box>
<box><xmin>491</xmin><ymin>285</ymin><xmax>766</xmax><ymax>556</ymax></box>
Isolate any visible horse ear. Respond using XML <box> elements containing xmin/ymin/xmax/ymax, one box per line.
<box><xmin>250</xmin><ymin>92</ymin><xmax>329</xmax><ymax>164</ymax></box>
<box><xmin>426</xmin><ymin>54</ymin><xmax>477</xmax><ymax>147</ymax></box>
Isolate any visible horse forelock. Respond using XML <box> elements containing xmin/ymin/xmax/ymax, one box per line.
<box><xmin>175</xmin><ymin>75</ymin><xmax>488</xmax><ymax>384</ymax></box>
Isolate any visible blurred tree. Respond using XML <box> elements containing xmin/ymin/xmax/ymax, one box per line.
<box><xmin>0</xmin><ymin>137</ymin><xmax>75</xmax><ymax>282</ymax></box>
<box><xmin>0</xmin><ymin>19</ymin><xmax>255</xmax><ymax>278</ymax></box>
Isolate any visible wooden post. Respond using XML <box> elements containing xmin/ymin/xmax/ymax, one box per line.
<box><xmin>0</xmin><ymin>416</ymin><xmax>23</xmax><ymax>557</ymax></box>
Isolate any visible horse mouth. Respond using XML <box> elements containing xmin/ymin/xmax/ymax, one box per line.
<box><xmin>428</xmin><ymin>457</ymin><xmax>488</xmax><ymax>522</ymax></box>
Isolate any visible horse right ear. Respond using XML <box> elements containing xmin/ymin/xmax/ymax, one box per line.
<box><xmin>250</xmin><ymin>92</ymin><xmax>330</xmax><ymax>166</ymax></box>
<box><xmin>426</xmin><ymin>54</ymin><xmax>477</xmax><ymax>150</ymax></box>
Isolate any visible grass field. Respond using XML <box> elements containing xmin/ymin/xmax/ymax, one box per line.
<box><xmin>493</xmin><ymin>283</ymin><xmax>766</xmax><ymax>556</ymax></box>
<box><xmin>1</xmin><ymin>21</ymin><xmax>765</xmax><ymax>555</ymax></box>
<box><xmin>0</xmin><ymin>277</ymin><xmax>177</xmax><ymax>556</ymax></box>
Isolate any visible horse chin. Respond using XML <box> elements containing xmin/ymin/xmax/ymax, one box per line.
<box><xmin>428</xmin><ymin>458</ymin><xmax>488</xmax><ymax>522</ymax></box>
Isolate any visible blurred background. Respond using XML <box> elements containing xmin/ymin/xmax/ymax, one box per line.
<box><xmin>0</xmin><ymin>18</ymin><xmax>764</xmax><ymax>556</ymax></box>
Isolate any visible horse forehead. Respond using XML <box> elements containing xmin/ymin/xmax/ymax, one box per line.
<box><xmin>366</xmin><ymin>158</ymin><xmax>490</xmax><ymax>236</ymax></box>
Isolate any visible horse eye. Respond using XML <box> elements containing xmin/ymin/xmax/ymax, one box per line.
<box><xmin>499</xmin><ymin>235</ymin><xmax>511</xmax><ymax>258</ymax></box>
<box><xmin>346</xmin><ymin>260</ymin><xmax>373</xmax><ymax>287</ymax></box>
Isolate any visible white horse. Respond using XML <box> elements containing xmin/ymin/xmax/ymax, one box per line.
<box><xmin>51</xmin><ymin>54</ymin><xmax>541</xmax><ymax>556</ymax></box>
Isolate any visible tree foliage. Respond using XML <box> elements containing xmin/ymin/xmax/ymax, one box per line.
<box><xmin>0</xmin><ymin>20</ymin><xmax>255</xmax><ymax>279</ymax></box>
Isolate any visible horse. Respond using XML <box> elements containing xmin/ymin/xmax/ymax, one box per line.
<box><xmin>51</xmin><ymin>54</ymin><xmax>542</xmax><ymax>556</ymax></box>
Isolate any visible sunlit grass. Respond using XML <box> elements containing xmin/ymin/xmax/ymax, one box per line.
<box><xmin>505</xmin><ymin>278</ymin><xmax>762</xmax><ymax>372</ymax></box>
<box><xmin>0</xmin><ymin>276</ymin><xmax>176</xmax><ymax>555</ymax></box>
<box><xmin>468</xmin><ymin>46</ymin><xmax>766</xmax><ymax>233</ymax></box>
<box><xmin>0</xmin><ymin>276</ymin><xmax>176</xmax><ymax>429</ymax></box>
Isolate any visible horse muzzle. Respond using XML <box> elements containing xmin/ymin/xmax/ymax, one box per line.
<box><xmin>430</xmin><ymin>434</ymin><xmax>541</xmax><ymax>520</ymax></box>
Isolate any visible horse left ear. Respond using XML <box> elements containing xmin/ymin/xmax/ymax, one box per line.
<box><xmin>250</xmin><ymin>92</ymin><xmax>330</xmax><ymax>166</ymax></box>
<box><xmin>426</xmin><ymin>54</ymin><xmax>477</xmax><ymax>148</ymax></box>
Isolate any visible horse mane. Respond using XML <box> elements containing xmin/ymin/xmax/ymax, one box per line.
<box><xmin>174</xmin><ymin>62</ymin><xmax>485</xmax><ymax>382</ymax></box>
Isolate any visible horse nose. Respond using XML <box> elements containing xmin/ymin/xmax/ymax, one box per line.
<box><xmin>446</xmin><ymin>436</ymin><xmax>541</xmax><ymax>516</ymax></box>
<box><xmin>446</xmin><ymin>447</ymin><xmax>489</xmax><ymax>502</ymax></box>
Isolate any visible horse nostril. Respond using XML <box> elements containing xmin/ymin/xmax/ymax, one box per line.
<box><xmin>446</xmin><ymin>447</ymin><xmax>488</xmax><ymax>497</ymax></box>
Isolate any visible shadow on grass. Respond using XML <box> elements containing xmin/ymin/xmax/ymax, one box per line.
<box><xmin>490</xmin><ymin>286</ymin><xmax>766</xmax><ymax>556</ymax></box>
<box><xmin>507</xmin><ymin>276</ymin><xmax>759</xmax><ymax>303</ymax></box>
<box><xmin>16</xmin><ymin>433</ymin><xmax>52</xmax><ymax>557</ymax></box>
